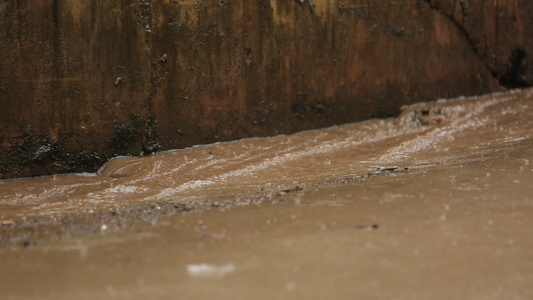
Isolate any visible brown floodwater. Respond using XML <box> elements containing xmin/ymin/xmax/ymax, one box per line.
<box><xmin>1</xmin><ymin>88</ymin><xmax>533</xmax><ymax>299</ymax></box>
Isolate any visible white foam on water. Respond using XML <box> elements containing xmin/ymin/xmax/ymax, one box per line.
<box><xmin>186</xmin><ymin>263</ymin><xmax>236</xmax><ymax>278</ymax></box>
<box><xmin>377</xmin><ymin>92</ymin><xmax>518</xmax><ymax>163</ymax></box>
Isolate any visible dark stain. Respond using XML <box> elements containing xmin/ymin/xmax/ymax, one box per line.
<box><xmin>500</xmin><ymin>48</ymin><xmax>531</xmax><ymax>88</ymax></box>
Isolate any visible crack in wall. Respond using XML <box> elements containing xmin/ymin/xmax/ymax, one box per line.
<box><xmin>424</xmin><ymin>0</ymin><xmax>502</xmax><ymax>88</ymax></box>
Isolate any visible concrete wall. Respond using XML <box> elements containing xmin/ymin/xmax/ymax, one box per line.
<box><xmin>0</xmin><ymin>0</ymin><xmax>531</xmax><ymax>179</ymax></box>
<box><xmin>428</xmin><ymin>0</ymin><xmax>533</xmax><ymax>86</ymax></box>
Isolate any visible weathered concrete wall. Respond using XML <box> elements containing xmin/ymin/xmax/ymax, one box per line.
<box><xmin>0</xmin><ymin>0</ymin><xmax>530</xmax><ymax>179</ymax></box>
<box><xmin>428</xmin><ymin>0</ymin><xmax>533</xmax><ymax>87</ymax></box>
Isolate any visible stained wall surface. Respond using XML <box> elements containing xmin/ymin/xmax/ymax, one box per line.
<box><xmin>0</xmin><ymin>0</ymin><xmax>531</xmax><ymax>179</ymax></box>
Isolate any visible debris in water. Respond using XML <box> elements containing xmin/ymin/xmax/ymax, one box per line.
<box><xmin>186</xmin><ymin>263</ymin><xmax>236</xmax><ymax>278</ymax></box>
<box><xmin>415</xmin><ymin>108</ymin><xmax>446</xmax><ymax>125</ymax></box>
<box><xmin>370</xmin><ymin>166</ymin><xmax>398</xmax><ymax>175</ymax></box>
<box><xmin>22</xmin><ymin>241</ymin><xmax>35</xmax><ymax>248</ymax></box>
<box><xmin>357</xmin><ymin>224</ymin><xmax>379</xmax><ymax>231</ymax></box>
<box><xmin>278</xmin><ymin>186</ymin><xmax>303</xmax><ymax>195</ymax></box>
<box><xmin>377</xmin><ymin>166</ymin><xmax>398</xmax><ymax>172</ymax></box>
<box><xmin>271</xmin><ymin>199</ymin><xmax>287</xmax><ymax>205</ymax></box>
<box><xmin>1</xmin><ymin>220</ymin><xmax>14</xmax><ymax>226</ymax></box>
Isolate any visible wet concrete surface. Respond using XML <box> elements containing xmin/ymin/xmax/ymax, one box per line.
<box><xmin>1</xmin><ymin>88</ymin><xmax>533</xmax><ymax>299</ymax></box>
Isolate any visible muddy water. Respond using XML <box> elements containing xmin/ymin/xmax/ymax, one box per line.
<box><xmin>1</xmin><ymin>88</ymin><xmax>533</xmax><ymax>299</ymax></box>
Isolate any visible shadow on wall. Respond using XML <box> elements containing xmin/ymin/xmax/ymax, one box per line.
<box><xmin>500</xmin><ymin>48</ymin><xmax>532</xmax><ymax>88</ymax></box>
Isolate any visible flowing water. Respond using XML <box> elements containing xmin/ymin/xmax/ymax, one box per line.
<box><xmin>1</xmin><ymin>88</ymin><xmax>533</xmax><ymax>299</ymax></box>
